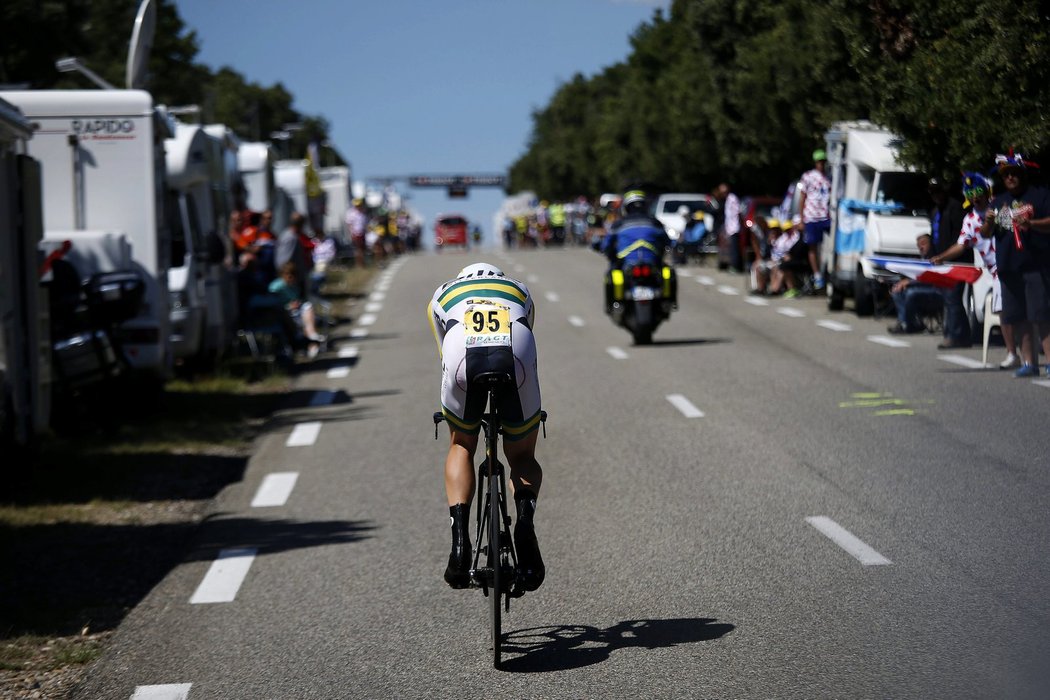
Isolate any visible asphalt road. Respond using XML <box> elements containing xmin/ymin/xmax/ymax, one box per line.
<box><xmin>77</xmin><ymin>247</ymin><xmax>1050</xmax><ymax>699</ymax></box>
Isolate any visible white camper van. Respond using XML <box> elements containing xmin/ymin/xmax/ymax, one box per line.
<box><xmin>238</xmin><ymin>141</ymin><xmax>277</xmax><ymax>215</ymax></box>
<box><xmin>821</xmin><ymin>121</ymin><xmax>932</xmax><ymax>315</ymax></box>
<box><xmin>274</xmin><ymin>159</ymin><xmax>307</xmax><ymax>221</ymax></box>
<box><xmin>0</xmin><ymin>98</ymin><xmax>49</xmax><ymax>457</ymax></box>
<box><xmin>320</xmin><ymin>165</ymin><xmax>351</xmax><ymax>244</ymax></box>
<box><xmin>1</xmin><ymin>89</ymin><xmax>173</xmax><ymax>379</ymax></box>
<box><xmin>164</xmin><ymin>120</ymin><xmax>241</xmax><ymax>363</ymax></box>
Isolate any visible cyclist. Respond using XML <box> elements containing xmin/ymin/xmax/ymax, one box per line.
<box><xmin>427</xmin><ymin>262</ymin><xmax>545</xmax><ymax>591</ymax></box>
<box><xmin>600</xmin><ymin>189</ymin><xmax>676</xmax><ymax>310</ymax></box>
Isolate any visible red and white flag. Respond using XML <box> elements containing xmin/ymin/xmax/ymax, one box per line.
<box><xmin>882</xmin><ymin>260</ymin><xmax>982</xmax><ymax>288</ymax></box>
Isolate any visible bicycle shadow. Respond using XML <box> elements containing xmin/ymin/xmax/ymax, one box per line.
<box><xmin>500</xmin><ymin>617</ymin><xmax>734</xmax><ymax>672</ymax></box>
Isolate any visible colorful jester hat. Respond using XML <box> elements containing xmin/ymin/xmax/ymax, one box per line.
<box><xmin>961</xmin><ymin>171</ymin><xmax>992</xmax><ymax>208</ymax></box>
<box><xmin>994</xmin><ymin>148</ymin><xmax>1039</xmax><ymax>173</ymax></box>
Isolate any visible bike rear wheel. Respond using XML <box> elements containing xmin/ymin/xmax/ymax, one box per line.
<box><xmin>489</xmin><ymin>469</ymin><xmax>503</xmax><ymax>669</ymax></box>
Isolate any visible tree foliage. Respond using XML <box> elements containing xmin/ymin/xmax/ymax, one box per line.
<box><xmin>0</xmin><ymin>0</ymin><xmax>338</xmax><ymax>161</ymax></box>
<box><xmin>509</xmin><ymin>0</ymin><xmax>1050</xmax><ymax>198</ymax></box>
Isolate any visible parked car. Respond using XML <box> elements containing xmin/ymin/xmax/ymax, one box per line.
<box><xmin>653</xmin><ymin>193</ymin><xmax>717</xmax><ymax>242</ymax></box>
<box><xmin>434</xmin><ymin>213</ymin><xmax>468</xmax><ymax>249</ymax></box>
<box><xmin>719</xmin><ymin>195</ymin><xmax>781</xmax><ymax>270</ymax></box>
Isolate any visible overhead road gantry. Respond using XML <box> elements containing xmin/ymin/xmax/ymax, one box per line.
<box><xmin>367</xmin><ymin>173</ymin><xmax>507</xmax><ymax>198</ymax></box>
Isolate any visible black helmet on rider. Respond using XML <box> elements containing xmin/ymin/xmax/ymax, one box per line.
<box><xmin>622</xmin><ymin>189</ymin><xmax>648</xmax><ymax>216</ymax></box>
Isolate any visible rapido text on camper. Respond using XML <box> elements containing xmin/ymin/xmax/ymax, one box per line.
<box><xmin>72</xmin><ymin>118</ymin><xmax>136</xmax><ymax>139</ymax></box>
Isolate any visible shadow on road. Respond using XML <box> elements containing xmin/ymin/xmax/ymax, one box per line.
<box><xmin>646</xmin><ymin>337</ymin><xmax>733</xmax><ymax>347</ymax></box>
<box><xmin>191</xmin><ymin>515</ymin><xmax>376</xmax><ymax>560</ymax></box>
<box><xmin>500</xmin><ymin>617</ymin><xmax>735</xmax><ymax>672</ymax></box>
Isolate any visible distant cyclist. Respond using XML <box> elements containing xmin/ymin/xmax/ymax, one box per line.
<box><xmin>427</xmin><ymin>263</ymin><xmax>545</xmax><ymax>591</ymax></box>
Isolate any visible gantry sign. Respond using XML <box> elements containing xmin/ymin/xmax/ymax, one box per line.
<box><xmin>407</xmin><ymin>173</ymin><xmax>507</xmax><ymax>198</ymax></box>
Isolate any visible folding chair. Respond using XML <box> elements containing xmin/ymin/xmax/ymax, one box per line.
<box><xmin>981</xmin><ymin>293</ymin><xmax>1001</xmax><ymax>366</ymax></box>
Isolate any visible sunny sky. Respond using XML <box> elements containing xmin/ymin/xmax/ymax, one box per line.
<box><xmin>174</xmin><ymin>0</ymin><xmax>670</xmax><ymax>244</ymax></box>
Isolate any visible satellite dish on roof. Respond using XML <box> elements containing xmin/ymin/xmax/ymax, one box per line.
<box><xmin>126</xmin><ymin>0</ymin><xmax>156</xmax><ymax>89</ymax></box>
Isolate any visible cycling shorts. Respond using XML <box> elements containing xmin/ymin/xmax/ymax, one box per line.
<box><xmin>440</xmin><ymin>319</ymin><xmax>541</xmax><ymax>441</ymax></box>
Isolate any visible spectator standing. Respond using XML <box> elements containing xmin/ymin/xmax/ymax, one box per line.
<box><xmin>716</xmin><ymin>183</ymin><xmax>742</xmax><ymax>272</ymax></box>
<box><xmin>982</xmin><ymin>152</ymin><xmax>1050</xmax><ymax>377</ymax></box>
<box><xmin>931</xmin><ymin>172</ymin><xmax>1019</xmax><ymax>368</ymax></box>
<box><xmin>799</xmin><ymin>150</ymin><xmax>832</xmax><ymax>290</ymax></box>
<box><xmin>276</xmin><ymin>212</ymin><xmax>310</xmax><ymax>298</ymax></box>
<box><xmin>310</xmin><ymin>229</ymin><xmax>337</xmax><ymax>296</ymax></box>
<box><xmin>928</xmin><ymin>177</ymin><xmax>970</xmax><ymax>348</ymax></box>
<box><xmin>345</xmin><ymin>198</ymin><xmax>368</xmax><ymax>268</ymax></box>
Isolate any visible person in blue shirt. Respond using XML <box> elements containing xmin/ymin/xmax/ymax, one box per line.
<box><xmin>600</xmin><ymin>189</ymin><xmax>676</xmax><ymax>311</ymax></box>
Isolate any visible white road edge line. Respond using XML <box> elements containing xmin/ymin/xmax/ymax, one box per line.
<box><xmin>568</xmin><ymin>316</ymin><xmax>585</xmax><ymax>327</ymax></box>
<box><xmin>190</xmin><ymin>548</ymin><xmax>258</xmax><ymax>604</ymax></box>
<box><xmin>867</xmin><ymin>335</ymin><xmax>911</xmax><ymax>348</ymax></box>
<box><xmin>131</xmin><ymin>684</ymin><xmax>192</xmax><ymax>700</ymax></box>
<box><xmin>350</xmin><ymin>329</ymin><xmax>370</xmax><ymax>339</ymax></box>
<box><xmin>1032</xmin><ymin>379</ymin><xmax>1050</xmax><ymax>389</ymax></box>
<box><xmin>606</xmin><ymin>347</ymin><xmax>629</xmax><ymax>360</ymax></box>
<box><xmin>364</xmin><ymin>302</ymin><xmax>383</xmax><ymax>313</ymax></box>
<box><xmin>696</xmin><ymin>275</ymin><xmax>715</xmax><ymax>286</ymax></box>
<box><xmin>666</xmin><ymin>394</ymin><xmax>705</xmax><ymax>418</ymax></box>
<box><xmin>938</xmin><ymin>354</ymin><xmax>987</xmax><ymax>369</ymax></box>
<box><xmin>251</xmin><ymin>472</ymin><xmax>299</xmax><ymax>508</ymax></box>
<box><xmin>806</xmin><ymin>516</ymin><xmax>891</xmax><ymax>566</ymax></box>
<box><xmin>368</xmin><ymin>292</ymin><xmax>386</xmax><ymax>302</ymax></box>
<box><xmin>286</xmin><ymin>421</ymin><xmax>322</xmax><ymax>447</ymax></box>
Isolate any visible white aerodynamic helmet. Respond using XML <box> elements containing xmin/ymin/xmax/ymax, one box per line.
<box><xmin>456</xmin><ymin>262</ymin><xmax>505</xmax><ymax>279</ymax></box>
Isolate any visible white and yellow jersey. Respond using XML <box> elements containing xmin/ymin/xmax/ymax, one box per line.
<box><xmin>427</xmin><ymin>273</ymin><xmax>535</xmax><ymax>354</ymax></box>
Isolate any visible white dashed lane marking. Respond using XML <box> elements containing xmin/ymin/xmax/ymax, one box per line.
<box><xmin>338</xmin><ymin>346</ymin><xmax>359</xmax><ymax>359</ymax></box>
<box><xmin>351</xmin><ymin>329</ymin><xmax>369</xmax><ymax>339</ymax></box>
<box><xmin>1035</xmin><ymin>379</ymin><xmax>1050</xmax><ymax>389</ymax></box>
<box><xmin>744</xmin><ymin>297</ymin><xmax>769</xmax><ymax>307</ymax></box>
<box><xmin>817</xmin><ymin>319</ymin><xmax>852</xmax><ymax>332</ymax></box>
<box><xmin>327</xmin><ymin>367</ymin><xmax>350</xmax><ymax>379</ymax></box>
<box><xmin>606</xmin><ymin>347</ymin><xmax>629</xmax><ymax>360</ymax></box>
<box><xmin>286</xmin><ymin>421</ymin><xmax>322</xmax><ymax>447</ymax></box>
<box><xmin>717</xmin><ymin>285</ymin><xmax>740</xmax><ymax>296</ymax></box>
<box><xmin>545</xmin><ymin>291</ymin><xmax>561</xmax><ymax>303</ymax></box>
<box><xmin>696</xmin><ymin>275</ymin><xmax>715</xmax><ymax>286</ymax></box>
<box><xmin>777</xmin><ymin>307</ymin><xmax>806</xmax><ymax>318</ymax></box>
<box><xmin>568</xmin><ymin>316</ymin><xmax>585</xmax><ymax>327</ymax></box>
<box><xmin>358</xmin><ymin>313</ymin><xmax>377</xmax><ymax>326</ymax></box>
<box><xmin>666</xmin><ymin>394</ymin><xmax>705</xmax><ymax>418</ymax></box>
<box><xmin>131</xmin><ymin>685</ymin><xmax>192</xmax><ymax>700</ymax></box>
<box><xmin>806</xmin><ymin>516</ymin><xmax>892</xmax><ymax>566</ymax></box>
<box><xmin>369</xmin><ymin>292</ymin><xmax>386</xmax><ymax>302</ymax></box>
<box><xmin>938</xmin><ymin>354</ymin><xmax>986</xmax><ymax>369</ymax></box>
<box><xmin>190</xmin><ymin>548</ymin><xmax>258</xmax><ymax>604</ymax></box>
<box><xmin>867</xmin><ymin>335</ymin><xmax>911</xmax><ymax>348</ymax></box>
<box><xmin>364</xmin><ymin>302</ymin><xmax>383</xmax><ymax>313</ymax></box>
<box><xmin>527</xmin><ymin>274</ymin><xmax>539</xmax><ymax>283</ymax></box>
<box><xmin>251</xmin><ymin>472</ymin><xmax>299</xmax><ymax>507</ymax></box>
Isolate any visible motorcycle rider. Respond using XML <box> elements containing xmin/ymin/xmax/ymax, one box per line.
<box><xmin>600</xmin><ymin>189</ymin><xmax>676</xmax><ymax>312</ymax></box>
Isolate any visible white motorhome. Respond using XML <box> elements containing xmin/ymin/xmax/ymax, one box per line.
<box><xmin>320</xmin><ymin>165</ymin><xmax>351</xmax><ymax>244</ymax></box>
<box><xmin>2</xmin><ymin>89</ymin><xmax>173</xmax><ymax>379</ymax></box>
<box><xmin>0</xmin><ymin>98</ymin><xmax>49</xmax><ymax>457</ymax></box>
<box><xmin>274</xmin><ymin>158</ymin><xmax>307</xmax><ymax>224</ymax></box>
<box><xmin>164</xmin><ymin>120</ymin><xmax>241</xmax><ymax>363</ymax></box>
<box><xmin>822</xmin><ymin>121</ymin><xmax>932</xmax><ymax>315</ymax></box>
<box><xmin>238</xmin><ymin>141</ymin><xmax>277</xmax><ymax>215</ymax></box>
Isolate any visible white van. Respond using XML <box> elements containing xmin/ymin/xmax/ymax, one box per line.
<box><xmin>320</xmin><ymin>165</ymin><xmax>351</xmax><ymax>244</ymax></box>
<box><xmin>0</xmin><ymin>98</ymin><xmax>49</xmax><ymax>456</ymax></box>
<box><xmin>821</xmin><ymin>121</ymin><xmax>933</xmax><ymax>315</ymax></box>
<box><xmin>238</xmin><ymin>141</ymin><xmax>277</xmax><ymax>215</ymax></box>
<box><xmin>2</xmin><ymin>89</ymin><xmax>173</xmax><ymax>380</ymax></box>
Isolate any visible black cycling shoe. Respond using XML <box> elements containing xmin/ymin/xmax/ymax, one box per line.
<box><xmin>514</xmin><ymin>494</ymin><xmax>545</xmax><ymax>592</ymax></box>
<box><xmin>444</xmin><ymin>504</ymin><xmax>472</xmax><ymax>589</ymax></box>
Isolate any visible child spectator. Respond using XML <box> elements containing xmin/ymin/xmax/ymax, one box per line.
<box><xmin>269</xmin><ymin>262</ymin><xmax>325</xmax><ymax>357</ymax></box>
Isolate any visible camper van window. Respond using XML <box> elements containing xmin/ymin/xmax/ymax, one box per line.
<box><xmin>878</xmin><ymin>172</ymin><xmax>930</xmax><ymax>217</ymax></box>
<box><xmin>167</xmin><ymin>191</ymin><xmax>188</xmax><ymax>265</ymax></box>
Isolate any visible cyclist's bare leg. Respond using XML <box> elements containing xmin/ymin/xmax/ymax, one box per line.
<box><xmin>503</xmin><ymin>430</ymin><xmax>542</xmax><ymax>497</ymax></box>
<box><xmin>504</xmin><ymin>430</ymin><xmax>545</xmax><ymax>591</ymax></box>
<box><xmin>445</xmin><ymin>428</ymin><xmax>478</xmax><ymax>506</ymax></box>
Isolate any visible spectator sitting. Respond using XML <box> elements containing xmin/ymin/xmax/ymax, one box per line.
<box><xmin>269</xmin><ymin>261</ymin><xmax>325</xmax><ymax>357</ymax></box>
<box><xmin>888</xmin><ymin>233</ymin><xmax>943</xmax><ymax>334</ymax></box>
<box><xmin>751</xmin><ymin>218</ymin><xmax>782</xmax><ymax>294</ymax></box>
<box><xmin>770</xmin><ymin>222</ymin><xmax>807</xmax><ymax>298</ymax></box>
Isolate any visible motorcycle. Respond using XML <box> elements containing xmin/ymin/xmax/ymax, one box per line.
<box><xmin>604</xmin><ymin>261</ymin><xmax>677</xmax><ymax>345</ymax></box>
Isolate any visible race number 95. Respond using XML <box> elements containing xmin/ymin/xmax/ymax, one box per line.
<box><xmin>471</xmin><ymin>309</ymin><xmax>502</xmax><ymax>333</ymax></box>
